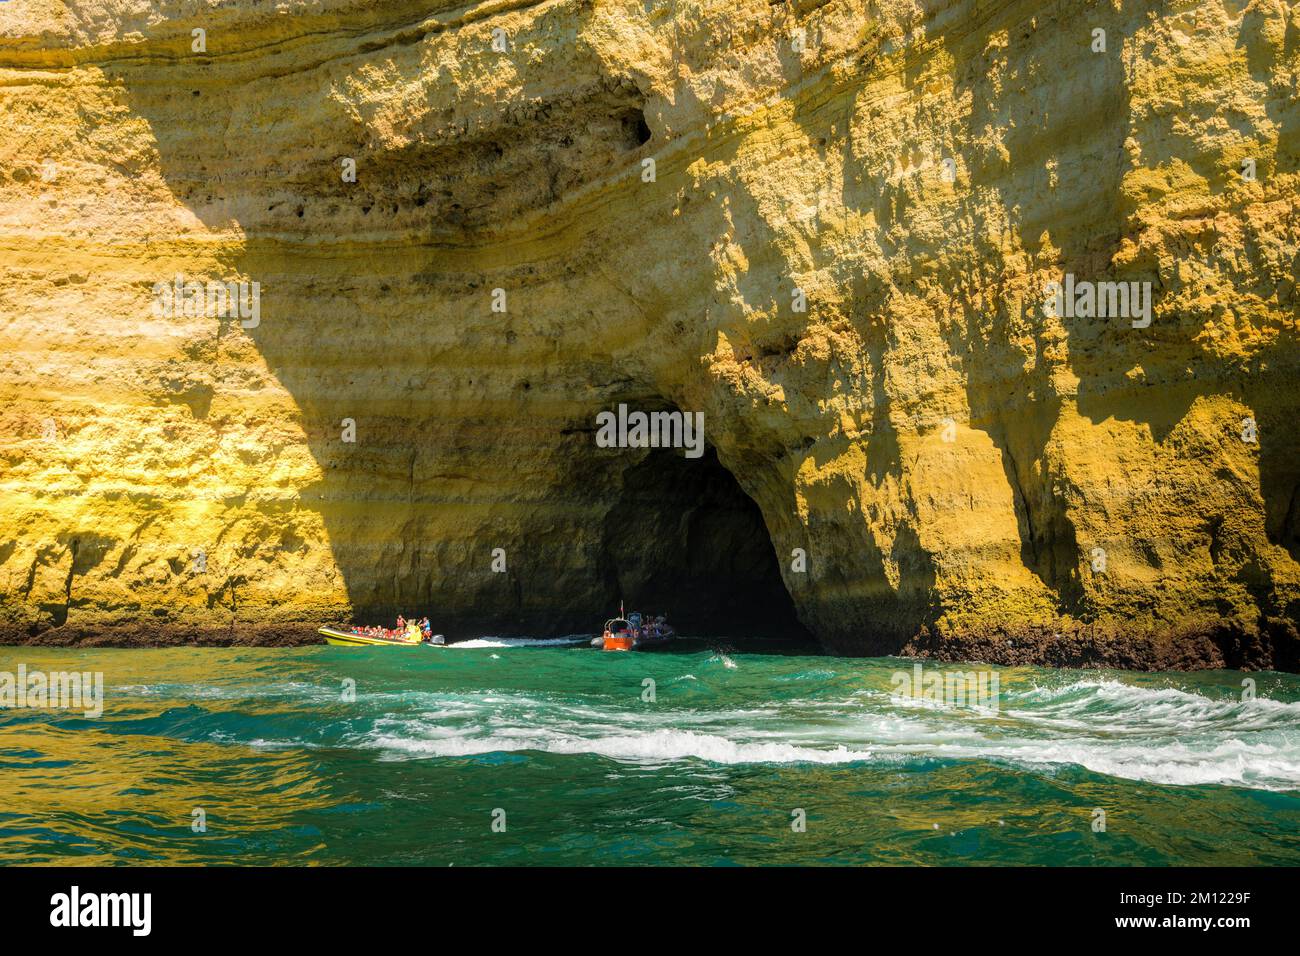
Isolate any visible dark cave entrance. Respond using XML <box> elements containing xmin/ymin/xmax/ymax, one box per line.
<box><xmin>599</xmin><ymin>446</ymin><xmax>811</xmax><ymax>641</ymax></box>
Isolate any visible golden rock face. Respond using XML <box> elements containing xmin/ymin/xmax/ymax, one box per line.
<box><xmin>1</xmin><ymin>0</ymin><xmax>1297</xmax><ymax>666</ymax></box>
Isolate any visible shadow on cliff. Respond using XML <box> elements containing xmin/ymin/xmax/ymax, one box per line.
<box><xmin>916</xmin><ymin>1</ymin><xmax>1140</xmax><ymax>618</ymax></box>
<box><xmin>101</xmin><ymin>11</ymin><xmax>819</xmax><ymax>643</ymax></box>
<box><xmin>905</xmin><ymin>0</ymin><xmax>1300</xmax><ymax>619</ymax></box>
<box><xmin>1240</xmin><ymin>5</ymin><xmax>1300</xmax><ymax>566</ymax></box>
<box><xmin>668</xmin><ymin>71</ymin><xmax>940</xmax><ymax>651</ymax></box>
<box><xmin>601</xmin><ymin>446</ymin><xmax>811</xmax><ymax>639</ymax></box>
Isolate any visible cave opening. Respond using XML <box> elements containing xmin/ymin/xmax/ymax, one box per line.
<box><xmin>599</xmin><ymin>445</ymin><xmax>812</xmax><ymax>642</ymax></box>
<box><xmin>619</xmin><ymin>107</ymin><xmax>653</xmax><ymax>148</ymax></box>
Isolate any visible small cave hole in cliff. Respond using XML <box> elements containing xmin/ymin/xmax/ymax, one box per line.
<box><xmin>600</xmin><ymin>446</ymin><xmax>811</xmax><ymax>642</ymax></box>
<box><xmin>620</xmin><ymin>108</ymin><xmax>653</xmax><ymax>148</ymax></box>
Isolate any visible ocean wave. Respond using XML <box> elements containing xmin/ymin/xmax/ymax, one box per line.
<box><xmin>354</xmin><ymin>718</ymin><xmax>1300</xmax><ymax>788</ymax></box>
<box><xmin>363</xmin><ymin>727</ymin><xmax>875</xmax><ymax>765</ymax></box>
<box><xmin>341</xmin><ymin>681</ymin><xmax>1300</xmax><ymax>789</ymax></box>
<box><xmin>114</xmin><ymin>681</ymin><xmax>336</xmax><ymax>702</ymax></box>
<box><xmin>99</xmin><ymin>666</ymin><xmax>1300</xmax><ymax>792</ymax></box>
<box><xmin>1003</xmin><ymin>679</ymin><xmax>1300</xmax><ymax>732</ymax></box>
<box><xmin>890</xmin><ymin>736</ymin><xmax>1300</xmax><ymax>791</ymax></box>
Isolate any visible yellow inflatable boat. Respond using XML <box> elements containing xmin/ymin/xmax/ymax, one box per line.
<box><xmin>318</xmin><ymin>626</ymin><xmax>446</xmax><ymax>647</ymax></box>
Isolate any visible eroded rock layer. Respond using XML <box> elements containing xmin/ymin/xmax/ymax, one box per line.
<box><xmin>1</xmin><ymin>0</ymin><xmax>1298</xmax><ymax>667</ymax></box>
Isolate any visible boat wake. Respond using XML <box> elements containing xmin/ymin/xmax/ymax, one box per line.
<box><xmin>447</xmin><ymin>636</ymin><xmax>591</xmax><ymax>649</ymax></box>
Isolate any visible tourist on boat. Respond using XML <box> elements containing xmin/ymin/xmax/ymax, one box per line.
<box><xmin>419</xmin><ymin>617</ymin><xmax>432</xmax><ymax>638</ymax></box>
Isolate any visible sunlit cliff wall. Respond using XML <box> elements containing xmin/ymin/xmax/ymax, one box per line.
<box><xmin>1</xmin><ymin>0</ymin><xmax>1297</xmax><ymax>667</ymax></box>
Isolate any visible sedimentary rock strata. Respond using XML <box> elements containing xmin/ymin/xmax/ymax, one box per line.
<box><xmin>1</xmin><ymin>0</ymin><xmax>1297</xmax><ymax>667</ymax></box>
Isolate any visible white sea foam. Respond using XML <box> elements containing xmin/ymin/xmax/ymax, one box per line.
<box><xmin>365</xmin><ymin>727</ymin><xmax>874</xmax><ymax>765</ymax></box>
<box><xmin>888</xmin><ymin>736</ymin><xmax>1300</xmax><ymax>790</ymax></box>
<box><xmin>449</xmin><ymin>636</ymin><xmax>590</xmax><ymax>649</ymax></box>
<box><xmin>346</xmin><ymin>678</ymin><xmax>1300</xmax><ymax>790</ymax></box>
<box><xmin>1003</xmin><ymin>679</ymin><xmax>1300</xmax><ymax>732</ymax></box>
<box><xmin>121</xmin><ymin>658</ymin><xmax>1300</xmax><ymax>792</ymax></box>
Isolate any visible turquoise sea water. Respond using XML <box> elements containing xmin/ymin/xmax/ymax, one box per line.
<box><xmin>1</xmin><ymin>639</ymin><xmax>1299</xmax><ymax>866</ymax></box>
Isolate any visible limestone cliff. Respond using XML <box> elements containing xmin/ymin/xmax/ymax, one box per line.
<box><xmin>1</xmin><ymin>0</ymin><xmax>1298</xmax><ymax>668</ymax></box>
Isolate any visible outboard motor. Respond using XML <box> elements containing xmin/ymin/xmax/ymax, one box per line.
<box><xmin>428</xmin><ymin>633</ymin><xmax>446</xmax><ymax>645</ymax></box>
